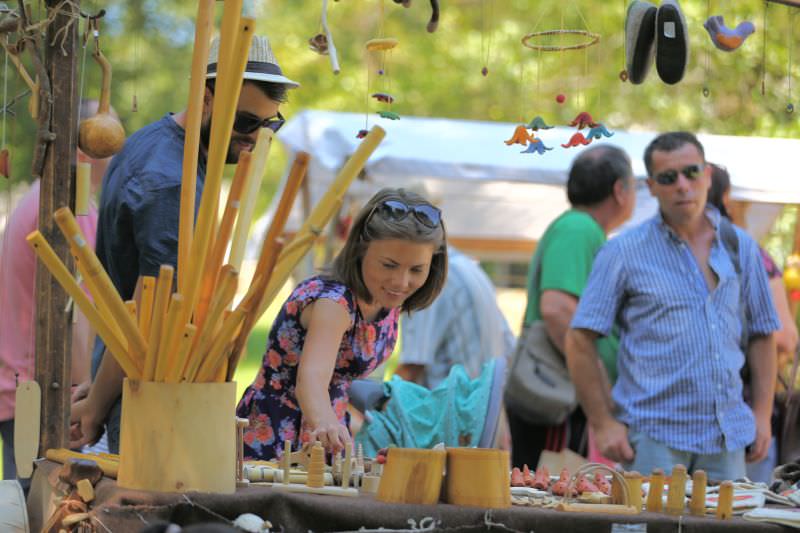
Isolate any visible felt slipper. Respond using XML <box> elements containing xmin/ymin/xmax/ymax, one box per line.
<box><xmin>655</xmin><ymin>0</ymin><xmax>689</xmax><ymax>85</ymax></box>
<box><xmin>625</xmin><ymin>0</ymin><xmax>658</xmax><ymax>85</ymax></box>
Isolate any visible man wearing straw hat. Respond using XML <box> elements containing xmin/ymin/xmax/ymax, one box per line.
<box><xmin>69</xmin><ymin>35</ymin><xmax>299</xmax><ymax>453</ymax></box>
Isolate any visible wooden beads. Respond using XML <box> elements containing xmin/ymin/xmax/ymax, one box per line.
<box><xmin>306</xmin><ymin>442</ymin><xmax>325</xmax><ymax>489</ymax></box>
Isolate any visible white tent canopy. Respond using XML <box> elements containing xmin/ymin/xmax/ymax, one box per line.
<box><xmin>266</xmin><ymin>110</ymin><xmax>794</xmax><ymax>262</ymax></box>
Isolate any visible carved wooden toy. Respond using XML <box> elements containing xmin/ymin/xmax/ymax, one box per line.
<box><xmin>666</xmin><ymin>464</ymin><xmax>688</xmax><ymax>516</ymax></box>
<box><xmin>236</xmin><ymin>417</ymin><xmax>249</xmax><ymax>486</ymax></box>
<box><xmin>532</xmin><ymin>466</ymin><xmax>550</xmax><ymax>490</ymax></box>
<box><xmin>623</xmin><ymin>471</ymin><xmax>643</xmax><ymax>511</ymax></box>
<box><xmin>511</xmin><ymin>467</ymin><xmax>525</xmax><ymax>487</ymax></box>
<box><xmin>306</xmin><ymin>442</ymin><xmax>325</xmax><ymax>489</ymax></box>
<box><xmin>576</xmin><ymin>474</ymin><xmax>600</xmax><ymax>494</ymax></box>
<box><xmin>646</xmin><ymin>468</ymin><xmax>665</xmax><ymax>512</ymax></box>
<box><xmin>282</xmin><ymin>440</ymin><xmax>291</xmax><ymax>485</ymax></box>
<box><xmin>716</xmin><ymin>481</ymin><xmax>733</xmax><ymax>520</ymax></box>
<box><xmin>551</xmin><ymin>468</ymin><xmax>573</xmax><ymax>496</ymax></box>
<box><xmin>690</xmin><ymin>470</ymin><xmax>707</xmax><ymax>517</ymax></box>
<box><xmin>522</xmin><ymin>464</ymin><xmax>534</xmax><ymax>487</ymax></box>
<box><xmin>593</xmin><ymin>471</ymin><xmax>611</xmax><ymax>495</ymax></box>
<box><xmin>341</xmin><ymin>442</ymin><xmax>353</xmax><ymax>489</ymax></box>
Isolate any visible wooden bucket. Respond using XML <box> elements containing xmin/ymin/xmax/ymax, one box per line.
<box><xmin>117</xmin><ymin>379</ymin><xmax>236</xmax><ymax>493</ymax></box>
<box><xmin>376</xmin><ymin>448</ymin><xmax>446</xmax><ymax>505</ymax></box>
<box><xmin>444</xmin><ymin>448</ymin><xmax>510</xmax><ymax>508</ymax></box>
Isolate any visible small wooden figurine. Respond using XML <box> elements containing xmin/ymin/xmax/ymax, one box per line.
<box><xmin>646</xmin><ymin>468</ymin><xmax>665</xmax><ymax>512</ymax></box>
<box><xmin>551</xmin><ymin>468</ymin><xmax>573</xmax><ymax>496</ymax></box>
<box><xmin>522</xmin><ymin>464</ymin><xmax>534</xmax><ymax>487</ymax></box>
<box><xmin>593</xmin><ymin>471</ymin><xmax>611</xmax><ymax>495</ymax></box>
<box><xmin>510</xmin><ymin>467</ymin><xmax>525</xmax><ymax>487</ymax></box>
<box><xmin>666</xmin><ymin>464</ymin><xmax>688</xmax><ymax>516</ymax></box>
<box><xmin>532</xmin><ymin>466</ymin><xmax>550</xmax><ymax>490</ymax></box>
<box><xmin>689</xmin><ymin>470</ymin><xmax>707</xmax><ymax>516</ymax></box>
<box><xmin>716</xmin><ymin>481</ymin><xmax>733</xmax><ymax>520</ymax></box>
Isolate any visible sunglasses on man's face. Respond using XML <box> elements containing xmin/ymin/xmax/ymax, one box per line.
<box><xmin>232</xmin><ymin>111</ymin><xmax>286</xmax><ymax>134</ymax></box>
<box><xmin>368</xmin><ymin>199</ymin><xmax>442</xmax><ymax>229</ymax></box>
<box><xmin>652</xmin><ymin>163</ymin><xmax>706</xmax><ymax>186</ymax></box>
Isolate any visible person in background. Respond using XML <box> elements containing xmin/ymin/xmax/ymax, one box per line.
<box><xmin>567</xmin><ymin>131</ymin><xmax>779</xmax><ymax>480</ymax></box>
<box><xmin>69</xmin><ymin>35</ymin><xmax>298</xmax><ymax>453</ymax></box>
<box><xmin>0</xmin><ymin>99</ymin><xmax>113</xmax><ymax>479</ymax></box>
<box><xmin>506</xmin><ymin>145</ymin><xmax>636</xmax><ymax>469</ymax></box>
<box><xmin>394</xmin><ymin>246</ymin><xmax>514</xmax><ymax>389</ymax></box>
<box><xmin>237</xmin><ymin>188</ymin><xmax>448</xmax><ymax>460</ymax></box>
<box><xmin>707</xmin><ymin>162</ymin><xmax>798</xmax><ymax>482</ymax></box>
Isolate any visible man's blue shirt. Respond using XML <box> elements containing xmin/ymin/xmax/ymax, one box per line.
<box><xmin>571</xmin><ymin>208</ymin><xmax>780</xmax><ymax>454</ymax></box>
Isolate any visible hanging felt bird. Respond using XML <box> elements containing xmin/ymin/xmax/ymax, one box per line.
<box><xmin>561</xmin><ymin>132</ymin><xmax>593</xmax><ymax>148</ymax></box>
<box><xmin>527</xmin><ymin>116</ymin><xmax>554</xmax><ymax>131</ymax></box>
<box><xmin>568</xmin><ymin>111</ymin><xmax>599</xmax><ymax>130</ymax></box>
<box><xmin>586</xmin><ymin>124</ymin><xmax>615</xmax><ymax>139</ymax></box>
<box><xmin>520</xmin><ymin>139</ymin><xmax>553</xmax><ymax>154</ymax></box>
<box><xmin>703</xmin><ymin>16</ymin><xmax>756</xmax><ymax>52</ymax></box>
<box><xmin>504</xmin><ymin>125</ymin><xmax>534</xmax><ymax>146</ymax></box>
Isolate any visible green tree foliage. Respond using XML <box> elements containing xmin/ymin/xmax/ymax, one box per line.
<box><xmin>3</xmin><ymin>1</ymin><xmax>799</xmax><ymax>197</ymax></box>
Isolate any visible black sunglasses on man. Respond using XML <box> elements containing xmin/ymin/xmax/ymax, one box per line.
<box><xmin>233</xmin><ymin>110</ymin><xmax>286</xmax><ymax>134</ymax></box>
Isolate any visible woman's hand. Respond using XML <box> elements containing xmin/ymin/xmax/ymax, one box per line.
<box><xmin>305</xmin><ymin>410</ymin><xmax>352</xmax><ymax>455</ymax></box>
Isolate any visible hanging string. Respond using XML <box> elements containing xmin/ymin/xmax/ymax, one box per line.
<box><xmin>703</xmin><ymin>0</ymin><xmax>711</xmax><ymax>97</ymax></box>
<box><xmin>132</xmin><ymin>26</ymin><xmax>139</xmax><ymax>112</ymax></box>
<box><xmin>762</xmin><ymin>0</ymin><xmax>769</xmax><ymax>96</ymax></box>
<box><xmin>788</xmin><ymin>8</ymin><xmax>796</xmax><ymax>113</ymax></box>
<box><xmin>2</xmin><ymin>36</ymin><xmax>8</xmax><ymax>151</ymax></box>
<box><xmin>480</xmin><ymin>0</ymin><xmax>495</xmax><ymax>75</ymax></box>
<box><xmin>620</xmin><ymin>0</ymin><xmax>628</xmax><ymax>81</ymax></box>
<box><xmin>77</xmin><ymin>17</ymin><xmax>89</xmax><ymax>131</ymax></box>
<box><xmin>518</xmin><ymin>59</ymin><xmax>525</xmax><ymax>123</ymax></box>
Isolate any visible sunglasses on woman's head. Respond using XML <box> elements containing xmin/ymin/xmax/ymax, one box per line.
<box><xmin>232</xmin><ymin>111</ymin><xmax>286</xmax><ymax>134</ymax></box>
<box><xmin>367</xmin><ymin>199</ymin><xmax>442</xmax><ymax>229</ymax></box>
<box><xmin>652</xmin><ymin>163</ymin><xmax>705</xmax><ymax>185</ymax></box>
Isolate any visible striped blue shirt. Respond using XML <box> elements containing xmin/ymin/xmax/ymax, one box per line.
<box><xmin>571</xmin><ymin>208</ymin><xmax>780</xmax><ymax>454</ymax></box>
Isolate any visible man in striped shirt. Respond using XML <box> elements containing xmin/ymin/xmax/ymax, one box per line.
<box><xmin>566</xmin><ymin>132</ymin><xmax>780</xmax><ymax>480</ymax></box>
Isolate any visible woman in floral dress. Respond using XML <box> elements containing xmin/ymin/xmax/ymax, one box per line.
<box><xmin>237</xmin><ymin>188</ymin><xmax>448</xmax><ymax>460</ymax></box>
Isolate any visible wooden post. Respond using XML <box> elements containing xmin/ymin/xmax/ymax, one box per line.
<box><xmin>34</xmin><ymin>0</ymin><xmax>80</xmax><ymax>453</ymax></box>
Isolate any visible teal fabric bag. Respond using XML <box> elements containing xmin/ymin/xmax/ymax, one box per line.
<box><xmin>355</xmin><ymin>360</ymin><xmax>495</xmax><ymax>458</ymax></box>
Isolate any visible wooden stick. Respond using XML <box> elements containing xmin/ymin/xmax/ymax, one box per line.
<box><xmin>178</xmin><ymin>0</ymin><xmax>215</xmax><ymax>294</ymax></box>
<box><xmin>555</xmin><ymin>503</ymin><xmax>639</xmax><ymax>515</ymax></box>
<box><xmin>228</xmin><ymin>128</ymin><xmax>274</xmax><ymax>271</ymax></box>
<box><xmin>53</xmin><ymin>208</ymin><xmax>148</xmax><ymax>363</ymax></box>
<box><xmin>716</xmin><ymin>480</ymin><xmax>733</xmax><ymax>520</ymax></box>
<box><xmin>183</xmin><ymin>265</ymin><xmax>239</xmax><ymax>382</ymax></box>
<box><xmin>153</xmin><ymin>293</ymin><xmax>185</xmax><ymax>382</ymax></box>
<box><xmin>182</xmin><ymin>15</ymin><xmax>254</xmax><ymax>327</ymax></box>
<box><xmin>689</xmin><ymin>469</ymin><xmax>707</xmax><ymax>517</ymax></box>
<box><xmin>195</xmin><ymin>150</ymin><xmax>252</xmax><ymax>327</ymax></box>
<box><xmin>124</xmin><ymin>300</ymin><xmax>137</xmax><ymax>321</ymax></box>
<box><xmin>45</xmin><ymin>448</ymin><xmax>119</xmax><ymax>479</ymax></box>
<box><xmin>666</xmin><ymin>464</ymin><xmax>688</xmax><ymax>516</ymax></box>
<box><xmin>75</xmin><ymin>162</ymin><xmax>91</xmax><ymax>216</ymax></box>
<box><xmin>646</xmin><ymin>468</ymin><xmax>665</xmax><ymax>513</ymax></box>
<box><xmin>194</xmin><ymin>308</ymin><xmax>247</xmax><ymax>382</ymax></box>
<box><xmin>165</xmin><ymin>324</ymin><xmax>197</xmax><ymax>383</ymax></box>
<box><xmin>623</xmin><ymin>471</ymin><xmax>643</xmax><ymax>512</ymax></box>
<box><xmin>258</xmin><ymin>128</ymin><xmax>384</xmax><ymax>318</ymax></box>
<box><xmin>26</xmin><ymin>232</ymin><xmax>140</xmax><ymax>378</ymax></box>
<box><xmin>0</xmin><ymin>39</ymin><xmax>36</xmax><ymax>92</ymax></box>
<box><xmin>143</xmin><ymin>265</ymin><xmax>174</xmax><ymax>381</ymax></box>
<box><xmin>226</xmin><ymin>240</ymin><xmax>282</xmax><ymax>380</ymax></box>
<box><xmin>139</xmin><ymin>276</ymin><xmax>156</xmax><ymax>339</ymax></box>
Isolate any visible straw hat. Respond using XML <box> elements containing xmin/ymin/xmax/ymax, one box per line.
<box><xmin>206</xmin><ymin>34</ymin><xmax>300</xmax><ymax>89</ymax></box>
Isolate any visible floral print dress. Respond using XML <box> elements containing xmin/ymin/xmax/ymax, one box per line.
<box><xmin>236</xmin><ymin>276</ymin><xmax>399</xmax><ymax>460</ymax></box>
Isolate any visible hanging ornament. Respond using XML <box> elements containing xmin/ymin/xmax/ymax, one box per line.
<box><xmin>359</xmin><ymin>2</ymin><xmax>400</xmax><ymax>137</ymax></box>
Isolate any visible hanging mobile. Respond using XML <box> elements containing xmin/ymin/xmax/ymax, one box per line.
<box><xmin>359</xmin><ymin>1</ymin><xmax>399</xmax><ymax>138</ymax></box>
<box><xmin>480</xmin><ymin>0</ymin><xmax>494</xmax><ymax>76</ymax></box>
<box><xmin>787</xmin><ymin>7</ymin><xmax>796</xmax><ymax>113</ymax></box>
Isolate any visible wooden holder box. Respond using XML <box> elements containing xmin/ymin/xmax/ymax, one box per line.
<box><xmin>376</xmin><ymin>448</ymin><xmax>446</xmax><ymax>505</ymax></box>
<box><xmin>444</xmin><ymin>448</ymin><xmax>510</xmax><ymax>508</ymax></box>
<box><xmin>117</xmin><ymin>379</ymin><xmax>237</xmax><ymax>494</ymax></box>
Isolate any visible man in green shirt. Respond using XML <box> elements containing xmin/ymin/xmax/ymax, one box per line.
<box><xmin>508</xmin><ymin>145</ymin><xmax>636</xmax><ymax>469</ymax></box>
